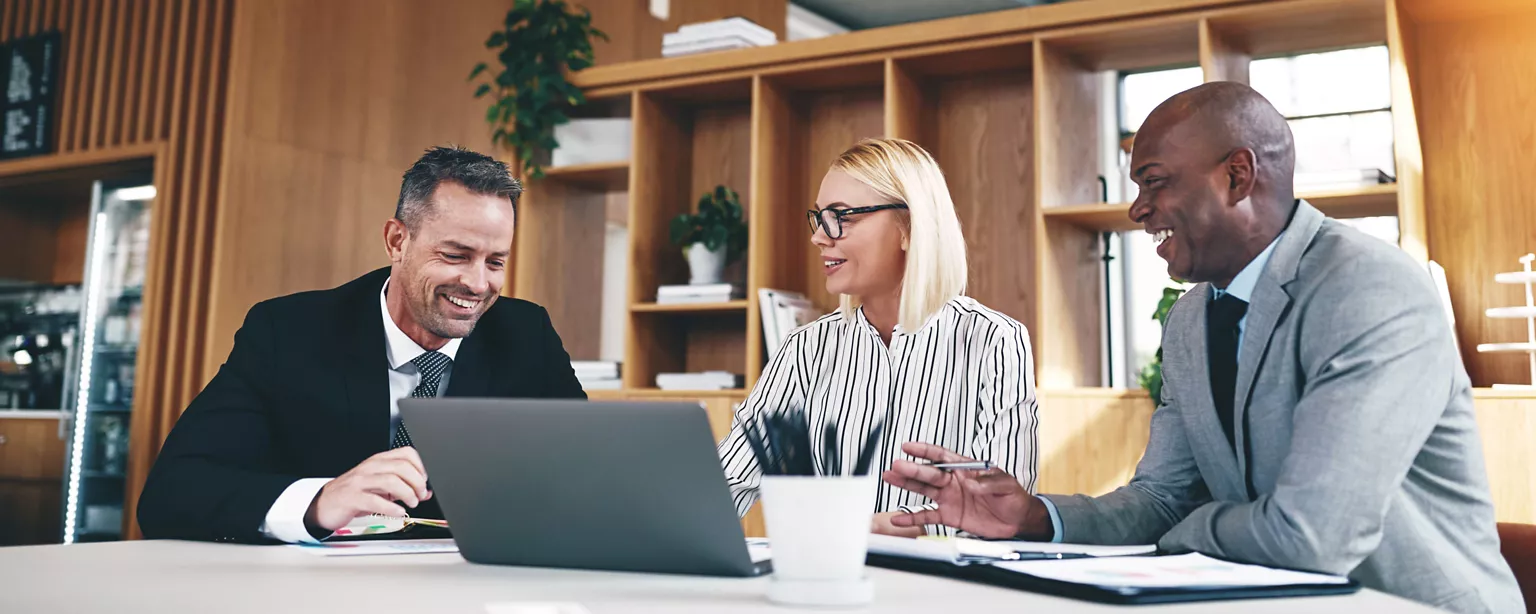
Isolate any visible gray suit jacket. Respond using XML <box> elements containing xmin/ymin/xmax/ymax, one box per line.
<box><xmin>1043</xmin><ymin>202</ymin><xmax>1522</xmax><ymax>613</ymax></box>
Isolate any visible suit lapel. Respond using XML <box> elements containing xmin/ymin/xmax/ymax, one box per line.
<box><xmin>1178</xmin><ymin>283</ymin><xmax>1248</xmax><ymax>500</ymax></box>
<box><xmin>1232</xmin><ymin>201</ymin><xmax>1324</xmax><ymax>496</ymax></box>
<box><xmin>342</xmin><ymin>272</ymin><xmax>393</xmax><ymax>459</ymax></box>
<box><xmin>445</xmin><ymin>327</ymin><xmax>492</xmax><ymax>398</ymax></box>
<box><xmin>1232</xmin><ymin>278</ymin><xmax>1290</xmax><ymax>496</ymax></box>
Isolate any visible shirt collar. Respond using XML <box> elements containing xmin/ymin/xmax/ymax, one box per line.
<box><xmin>380</xmin><ymin>278</ymin><xmax>461</xmax><ymax>369</ymax></box>
<box><xmin>1214</xmin><ymin>233</ymin><xmax>1282</xmax><ymax>303</ymax></box>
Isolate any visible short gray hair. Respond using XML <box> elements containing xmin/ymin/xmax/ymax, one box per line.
<box><xmin>395</xmin><ymin>145</ymin><xmax>522</xmax><ymax>231</ymax></box>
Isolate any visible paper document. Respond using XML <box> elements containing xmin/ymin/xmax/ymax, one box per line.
<box><xmin>997</xmin><ymin>553</ymin><xmax>1349</xmax><ymax>589</ymax></box>
<box><xmin>993</xmin><ymin>540</ymin><xmax>1157</xmax><ymax>558</ymax></box>
<box><xmin>291</xmin><ymin>538</ymin><xmax>458</xmax><ymax>557</ymax></box>
<box><xmin>867</xmin><ymin>534</ymin><xmax>1155</xmax><ymax>564</ymax></box>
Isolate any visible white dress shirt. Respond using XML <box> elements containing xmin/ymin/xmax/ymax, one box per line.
<box><xmin>718</xmin><ymin>296</ymin><xmax>1039</xmax><ymax>536</ymax></box>
<box><xmin>258</xmin><ymin>279</ymin><xmax>461</xmax><ymax>543</ymax></box>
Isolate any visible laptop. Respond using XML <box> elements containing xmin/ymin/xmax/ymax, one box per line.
<box><xmin>398</xmin><ymin>398</ymin><xmax>771</xmax><ymax>577</ymax></box>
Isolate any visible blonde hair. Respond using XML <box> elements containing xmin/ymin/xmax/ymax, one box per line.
<box><xmin>830</xmin><ymin>138</ymin><xmax>968</xmax><ymax>333</ymax></box>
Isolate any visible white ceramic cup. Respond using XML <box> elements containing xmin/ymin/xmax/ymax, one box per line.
<box><xmin>759</xmin><ymin>474</ymin><xmax>878</xmax><ymax>607</ymax></box>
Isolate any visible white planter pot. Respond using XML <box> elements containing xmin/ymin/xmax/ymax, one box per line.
<box><xmin>686</xmin><ymin>243</ymin><xmax>727</xmax><ymax>285</ymax></box>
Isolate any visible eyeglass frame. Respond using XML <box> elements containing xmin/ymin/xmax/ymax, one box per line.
<box><xmin>806</xmin><ymin>204</ymin><xmax>909</xmax><ymax>239</ymax></box>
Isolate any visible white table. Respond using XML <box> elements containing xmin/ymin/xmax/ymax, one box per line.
<box><xmin>0</xmin><ymin>541</ymin><xmax>1442</xmax><ymax>613</ymax></box>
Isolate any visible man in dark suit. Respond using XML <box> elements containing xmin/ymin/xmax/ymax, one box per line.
<box><xmin>138</xmin><ymin>146</ymin><xmax>585</xmax><ymax>543</ymax></box>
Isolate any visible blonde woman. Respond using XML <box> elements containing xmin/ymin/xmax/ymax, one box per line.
<box><xmin>717</xmin><ymin>138</ymin><xmax>1038</xmax><ymax>537</ymax></box>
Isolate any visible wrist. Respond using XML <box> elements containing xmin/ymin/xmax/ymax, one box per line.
<box><xmin>1015</xmin><ymin>495</ymin><xmax>1053</xmax><ymax>540</ymax></box>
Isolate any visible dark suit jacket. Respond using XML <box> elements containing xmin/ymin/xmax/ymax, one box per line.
<box><xmin>137</xmin><ymin>267</ymin><xmax>585</xmax><ymax>542</ymax></box>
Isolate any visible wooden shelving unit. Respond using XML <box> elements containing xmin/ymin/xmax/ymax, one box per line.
<box><xmin>539</xmin><ymin>160</ymin><xmax>630</xmax><ymax>191</ymax></box>
<box><xmin>1043</xmin><ymin>183</ymin><xmax>1402</xmax><ymax>233</ymax></box>
<box><xmin>510</xmin><ymin>0</ymin><xmax>1427</xmax><ymax>398</ymax></box>
<box><xmin>631</xmin><ymin>300</ymin><xmax>750</xmax><ymax>313</ymax></box>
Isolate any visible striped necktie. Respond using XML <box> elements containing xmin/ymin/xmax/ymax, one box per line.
<box><xmin>390</xmin><ymin>350</ymin><xmax>452</xmax><ymax>449</ymax></box>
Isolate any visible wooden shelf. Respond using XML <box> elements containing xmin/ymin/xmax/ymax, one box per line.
<box><xmin>631</xmin><ymin>300</ymin><xmax>749</xmax><ymax>314</ymax></box>
<box><xmin>586</xmin><ymin>388</ymin><xmax>748</xmax><ymax>400</ymax></box>
<box><xmin>1043</xmin><ymin>202</ymin><xmax>1141</xmax><ymax>233</ymax></box>
<box><xmin>538</xmin><ymin>160</ymin><xmax>629</xmax><ymax>191</ymax></box>
<box><xmin>1044</xmin><ymin>184</ymin><xmax>1400</xmax><ymax>232</ymax></box>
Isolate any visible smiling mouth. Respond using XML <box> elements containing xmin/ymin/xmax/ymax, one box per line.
<box><xmin>444</xmin><ymin>295</ymin><xmax>480</xmax><ymax>310</ymax></box>
<box><xmin>1152</xmin><ymin>228</ymin><xmax>1173</xmax><ymax>245</ymax></box>
<box><xmin>823</xmin><ymin>258</ymin><xmax>847</xmax><ymax>269</ymax></box>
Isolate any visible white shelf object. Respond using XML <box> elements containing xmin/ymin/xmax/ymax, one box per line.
<box><xmin>1495</xmin><ymin>272</ymin><xmax>1536</xmax><ymax>284</ymax></box>
<box><xmin>1487</xmin><ymin>306</ymin><xmax>1536</xmax><ymax>319</ymax></box>
<box><xmin>1477</xmin><ymin>253</ymin><xmax>1536</xmax><ymax>387</ymax></box>
<box><xmin>1477</xmin><ymin>342</ymin><xmax>1536</xmax><ymax>353</ymax></box>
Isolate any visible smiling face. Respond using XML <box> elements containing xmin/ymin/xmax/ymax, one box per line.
<box><xmin>384</xmin><ymin>181</ymin><xmax>514</xmax><ymax>346</ymax></box>
<box><xmin>811</xmin><ymin>169</ymin><xmax>907</xmax><ymax>299</ymax></box>
<box><xmin>1126</xmin><ymin>120</ymin><xmax>1239</xmax><ymax>284</ymax></box>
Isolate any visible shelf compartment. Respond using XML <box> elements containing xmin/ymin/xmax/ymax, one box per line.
<box><xmin>1043</xmin><ymin>184</ymin><xmax>1400</xmax><ymax>232</ymax></box>
<box><xmin>631</xmin><ymin>300</ymin><xmax>749</xmax><ymax>313</ymax></box>
<box><xmin>539</xmin><ymin>161</ymin><xmax>629</xmax><ymax>191</ymax></box>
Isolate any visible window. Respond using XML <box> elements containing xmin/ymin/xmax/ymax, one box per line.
<box><xmin>1103</xmin><ymin>47</ymin><xmax>1399</xmax><ymax>389</ymax></box>
<box><xmin>1250</xmin><ymin>46</ymin><xmax>1394</xmax><ymax>181</ymax></box>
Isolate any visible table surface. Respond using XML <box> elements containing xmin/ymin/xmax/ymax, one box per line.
<box><xmin>0</xmin><ymin>541</ymin><xmax>1443</xmax><ymax>614</ymax></box>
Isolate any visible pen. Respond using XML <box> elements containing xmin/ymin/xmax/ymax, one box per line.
<box><xmin>1011</xmin><ymin>552</ymin><xmax>1093</xmax><ymax>561</ymax></box>
<box><xmin>925</xmin><ymin>461</ymin><xmax>994</xmax><ymax>471</ymax></box>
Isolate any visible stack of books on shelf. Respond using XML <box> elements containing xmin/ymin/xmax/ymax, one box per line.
<box><xmin>656</xmin><ymin>283</ymin><xmax>744</xmax><ymax>305</ymax></box>
<box><xmin>572</xmin><ymin>360</ymin><xmax>622</xmax><ymax>391</ymax></box>
<box><xmin>758</xmin><ymin>288</ymin><xmax>819</xmax><ymax>357</ymax></box>
<box><xmin>656</xmin><ymin>371</ymin><xmax>744</xmax><ymax>391</ymax></box>
<box><xmin>1294</xmin><ymin>168</ymin><xmax>1395</xmax><ymax>192</ymax></box>
<box><xmin>662</xmin><ymin>17</ymin><xmax>777</xmax><ymax>58</ymax></box>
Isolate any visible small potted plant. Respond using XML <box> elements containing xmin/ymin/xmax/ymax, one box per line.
<box><xmin>670</xmin><ymin>186</ymin><xmax>748</xmax><ymax>285</ymax></box>
<box><xmin>1137</xmin><ymin>285</ymin><xmax>1187</xmax><ymax>405</ymax></box>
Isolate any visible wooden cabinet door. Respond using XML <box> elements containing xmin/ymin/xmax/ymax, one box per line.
<box><xmin>0</xmin><ymin>417</ymin><xmax>66</xmax><ymax>545</ymax></box>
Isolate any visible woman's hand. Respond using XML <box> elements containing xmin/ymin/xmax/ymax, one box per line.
<box><xmin>870</xmin><ymin>511</ymin><xmax>925</xmax><ymax>538</ymax></box>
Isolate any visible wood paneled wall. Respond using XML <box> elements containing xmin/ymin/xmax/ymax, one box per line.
<box><xmin>1403</xmin><ymin>2</ymin><xmax>1536</xmax><ymax>388</ymax></box>
<box><xmin>206</xmin><ymin>0</ymin><xmax>507</xmax><ymax>378</ymax></box>
<box><xmin>0</xmin><ymin>0</ymin><xmax>234</xmax><ymax>540</ymax></box>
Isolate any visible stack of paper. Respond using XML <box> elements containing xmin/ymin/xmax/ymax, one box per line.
<box><xmin>656</xmin><ymin>371</ymin><xmax>743</xmax><ymax>391</ymax></box>
<box><xmin>758</xmin><ymin>288</ymin><xmax>819</xmax><ymax>357</ymax></box>
<box><xmin>657</xmin><ymin>283</ymin><xmax>743</xmax><ymax>304</ymax></box>
<box><xmin>572</xmin><ymin>360</ymin><xmax>622</xmax><ymax>391</ymax></box>
<box><xmin>662</xmin><ymin>17</ymin><xmax>777</xmax><ymax>58</ymax></box>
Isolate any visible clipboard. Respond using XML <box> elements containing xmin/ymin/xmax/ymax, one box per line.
<box><xmin>865</xmin><ymin>553</ymin><xmax>1362</xmax><ymax>605</ymax></box>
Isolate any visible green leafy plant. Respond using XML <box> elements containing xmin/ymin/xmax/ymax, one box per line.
<box><xmin>1136</xmin><ymin>285</ymin><xmax>1188</xmax><ymax>405</ymax></box>
<box><xmin>669</xmin><ymin>186</ymin><xmax>748</xmax><ymax>264</ymax></box>
<box><xmin>469</xmin><ymin>0</ymin><xmax>608</xmax><ymax>179</ymax></box>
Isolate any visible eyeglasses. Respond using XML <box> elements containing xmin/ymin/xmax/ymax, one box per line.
<box><xmin>806</xmin><ymin>204</ymin><xmax>908</xmax><ymax>239</ymax></box>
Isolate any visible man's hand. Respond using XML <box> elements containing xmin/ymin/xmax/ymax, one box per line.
<box><xmin>871</xmin><ymin>511</ymin><xmax>925</xmax><ymax>538</ymax></box>
<box><xmin>881</xmin><ymin>442</ymin><xmax>1052</xmax><ymax>539</ymax></box>
<box><xmin>304</xmin><ymin>448</ymin><xmax>432</xmax><ymax>532</ymax></box>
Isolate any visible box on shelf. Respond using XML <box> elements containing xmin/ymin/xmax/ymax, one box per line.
<box><xmin>551</xmin><ymin>118</ymin><xmax>632</xmax><ymax>168</ymax></box>
<box><xmin>656</xmin><ymin>283</ymin><xmax>744</xmax><ymax>304</ymax></box>
<box><xmin>656</xmin><ymin>371</ymin><xmax>744</xmax><ymax>391</ymax></box>
<box><xmin>662</xmin><ymin>17</ymin><xmax>777</xmax><ymax>58</ymax></box>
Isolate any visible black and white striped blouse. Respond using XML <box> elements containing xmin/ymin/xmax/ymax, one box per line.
<box><xmin>718</xmin><ymin>295</ymin><xmax>1039</xmax><ymax>535</ymax></box>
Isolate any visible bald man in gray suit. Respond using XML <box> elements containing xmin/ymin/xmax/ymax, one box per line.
<box><xmin>882</xmin><ymin>82</ymin><xmax>1522</xmax><ymax>613</ymax></box>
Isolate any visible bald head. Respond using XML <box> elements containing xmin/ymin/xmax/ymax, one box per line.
<box><xmin>1127</xmin><ymin>82</ymin><xmax>1299</xmax><ymax>287</ymax></box>
<box><xmin>1138</xmin><ymin>82</ymin><xmax>1296</xmax><ymax>208</ymax></box>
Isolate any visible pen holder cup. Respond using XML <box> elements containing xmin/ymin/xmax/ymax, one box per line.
<box><xmin>759</xmin><ymin>474</ymin><xmax>878</xmax><ymax>607</ymax></box>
